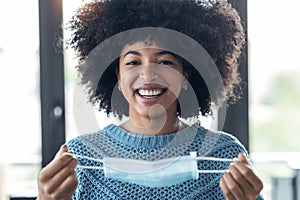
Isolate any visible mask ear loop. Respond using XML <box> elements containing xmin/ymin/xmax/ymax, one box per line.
<box><xmin>64</xmin><ymin>152</ymin><xmax>104</xmax><ymax>170</ymax></box>
<box><xmin>64</xmin><ymin>151</ymin><xmax>248</xmax><ymax>173</ymax></box>
<box><xmin>196</xmin><ymin>156</ymin><xmax>233</xmax><ymax>173</ymax></box>
<box><xmin>191</xmin><ymin>151</ymin><xmax>244</xmax><ymax>174</ymax></box>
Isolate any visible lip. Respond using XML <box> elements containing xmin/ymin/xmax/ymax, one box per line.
<box><xmin>134</xmin><ymin>84</ymin><xmax>167</xmax><ymax>90</ymax></box>
<box><xmin>134</xmin><ymin>88</ymin><xmax>167</xmax><ymax>104</ymax></box>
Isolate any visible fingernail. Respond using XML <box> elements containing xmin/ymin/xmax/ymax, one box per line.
<box><xmin>60</xmin><ymin>144</ymin><xmax>67</xmax><ymax>150</ymax></box>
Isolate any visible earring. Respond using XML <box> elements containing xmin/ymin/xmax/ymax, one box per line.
<box><xmin>182</xmin><ymin>80</ymin><xmax>187</xmax><ymax>91</ymax></box>
<box><xmin>118</xmin><ymin>83</ymin><xmax>122</xmax><ymax>91</ymax></box>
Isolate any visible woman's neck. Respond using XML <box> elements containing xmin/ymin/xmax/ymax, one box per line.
<box><xmin>120</xmin><ymin>116</ymin><xmax>183</xmax><ymax>136</ymax></box>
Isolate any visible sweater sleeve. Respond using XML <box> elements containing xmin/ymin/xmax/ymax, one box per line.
<box><xmin>208</xmin><ymin>131</ymin><xmax>265</xmax><ymax>200</ymax></box>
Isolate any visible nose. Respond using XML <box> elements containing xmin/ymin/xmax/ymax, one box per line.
<box><xmin>139</xmin><ymin>63</ymin><xmax>158</xmax><ymax>82</ymax></box>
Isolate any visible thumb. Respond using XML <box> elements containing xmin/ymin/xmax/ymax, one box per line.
<box><xmin>54</xmin><ymin>144</ymin><xmax>68</xmax><ymax>159</ymax></box>
<box><xmin>238</xmin><ymin>153</ymin><xmax>249</xmax><ymax>164</ymax></box>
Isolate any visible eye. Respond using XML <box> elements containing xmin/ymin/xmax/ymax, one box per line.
<box><xmin>125</xmin><ymin>60</ymin><xmax>140</xmax><ymax>66</ymax></box>
<box><xmin>158</xmin><ymin>60</ymin><xmax>175</xmax><ymax>65</ymax></box>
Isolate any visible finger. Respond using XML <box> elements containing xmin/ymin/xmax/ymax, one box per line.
<box><xmin>62</xmin><ymin>172</ymin><xmax>78</xmax><ymax>199</ymax></box>
<box><xmin>39</xmin><ymin>147</ymin><xmax>73</xmax><ymax>181</ymax></box>
<box><xmin>223</xmin><ymin>171</ymin><xmax>244</xmax><ymax>199</ymax></box>
<box><xmin>234</xmin><ymin>161</ymin><xmax>263</xmax><ymax>193</ymax></box>
<box><xmin>238</xmin><ymin>153</ymin><xmax>249</xmax><ymax>164</ymax></box>
<box><xmin>55</xmin><ymin>144</ymin><xmax>69</xmax><ymax>159</ymax></box>
<box><xmin>229</xmin><ymin>164</ymin><xmax>253</xmax><ymax>195</ymax></box>
<box><xmin>220</xmin><ymin>177</ymin><xmax>235</xmax><ymax>200</ymax></box>
<box><xmin>39</xmin><ymin>155</ymin><xmax>73</xmax><ymax>181</ymax></box>
<box><xmin>46</xmin><ymin>157</ymin><xmax>78</xmax><ymax>193</ymax></box>
<box><xmin>52</xmin><ymin>171</ymin><xmax>78</xmax><ymax>200</ymax></box>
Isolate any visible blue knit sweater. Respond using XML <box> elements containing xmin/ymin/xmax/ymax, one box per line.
<box><xmin>67</xmin><ymin>124</ymin><xmax>263</xmax><ymax>199</ymax></box>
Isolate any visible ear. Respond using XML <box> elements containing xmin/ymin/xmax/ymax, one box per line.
<box><xmin>115</xmin><ymin>67</ymin><xmax>120</xmax><ymax>80</ymax></box>
<box><xmin>183</xmin><ymin>71</ymin><xmax>190</xmax><ymax>80</ymax></box>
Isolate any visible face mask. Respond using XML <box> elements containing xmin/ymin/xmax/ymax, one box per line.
<box><xmin>64</xmin><ymin>152</ymin><xmax>239</xmax><ymax>188</ymax></box>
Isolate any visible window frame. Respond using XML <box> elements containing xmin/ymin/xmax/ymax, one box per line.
<box><xmin>39</xmin><ymin>0</ymin><xmax>65</xmax><ymax>168</ymax></box>
<box><xmin>221</xmin><ymin>0</ymin><xmax>249</xmax><ymax>151</ymax></box>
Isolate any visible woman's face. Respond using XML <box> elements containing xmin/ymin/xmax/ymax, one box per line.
<box><xmin>117</xmin><ymin>41</ymin><xmax>186</xmax><ymax>121</ymax></box>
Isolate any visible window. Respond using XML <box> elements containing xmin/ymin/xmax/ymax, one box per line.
<box><xmin>0</xmin><ymin>0</ymin><xmax>40</xmax><ymax>198</ymax></box>
<box><xmin>249</xmin><ymin>0</ymin><xmax>300</xmax><ymax>199</ymax></box>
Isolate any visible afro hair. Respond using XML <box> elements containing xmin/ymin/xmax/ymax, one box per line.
<box><xmin>66</xmin><ymin>0</ymin><xmax>246</xmax><ymax>119</ymax></box>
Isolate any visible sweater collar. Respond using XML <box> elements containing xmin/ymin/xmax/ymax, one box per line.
<box><xmin>102</xmin><ymin>124</ymin><xmax>200</xmax><ymax>149</ymax></box>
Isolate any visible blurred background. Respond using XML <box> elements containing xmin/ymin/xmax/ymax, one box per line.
<box><xmin>0</xmin><ymin>0</ymin><xmax>299</xmax><ymax>199</ymax></box>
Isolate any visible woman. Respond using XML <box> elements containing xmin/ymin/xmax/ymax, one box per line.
<box><xmin>38</xmin><ymin>0</ymin><xmax>263</xmax><ymax>199</ymax></box>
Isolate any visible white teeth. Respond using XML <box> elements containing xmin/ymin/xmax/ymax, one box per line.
<box><xmin>138</xmin><ymin>89</ymin><xmax>163</xmax><ymax>97</ymax></box>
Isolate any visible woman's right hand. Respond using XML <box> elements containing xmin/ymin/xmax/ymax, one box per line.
<box><xmin>38</xmin><ymin>145</ymin><xmax>78</xmax><ymax>200</ymax></box>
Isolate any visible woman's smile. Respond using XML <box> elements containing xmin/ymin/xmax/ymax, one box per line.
<box><xmin>134</xmin><ymin>85</ymin><xmax>167</xmax><ymax>103</ymax></box>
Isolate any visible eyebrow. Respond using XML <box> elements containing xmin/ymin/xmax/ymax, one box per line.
<box><xmin>123</xmin><ymin>50</ymin><xmax>141</xmax><ymax>57</ymax></box>
<box><xmin>155</xmin><ymin>50</ymin><xmax>177</xmax><ymax>57</ymax></box>
<box><xmin>123</xmin><ymin>50</ymin><xmax>176</xmax><ymax>58</ymax></box>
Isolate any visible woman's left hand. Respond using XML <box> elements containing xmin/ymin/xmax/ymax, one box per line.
<box><xmin>219</xmin><ymin>153</ymin><xmax>263</xmax><ymax>200</ymax></box>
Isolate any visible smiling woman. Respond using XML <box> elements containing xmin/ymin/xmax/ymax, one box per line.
<box><xmin>37</xmin><ymin>0</ymin><xmax>264</xmax><ymax>199</ymax></box>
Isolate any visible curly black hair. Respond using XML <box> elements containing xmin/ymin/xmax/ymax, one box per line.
<box><xmin>66</xmin><ymin>0</ymin><xmax>245</xmax><ymax>119</ymax></box>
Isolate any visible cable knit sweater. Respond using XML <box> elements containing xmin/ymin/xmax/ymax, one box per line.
<box><xmin>67</xmin><ymin>124</ymin><xmax>264</xmax><ymax>200</ymax></box>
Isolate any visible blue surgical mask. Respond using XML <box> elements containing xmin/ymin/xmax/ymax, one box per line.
<box><xmin>64</xmin><ymin>152</ymin><xmax>239</xmax><ymax>188</ymax></box>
